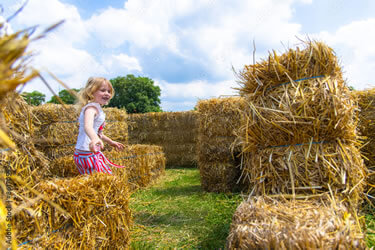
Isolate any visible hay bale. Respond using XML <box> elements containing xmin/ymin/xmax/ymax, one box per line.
<box><xmin>227</xmin><ymin>196</ymin><xmax>366</xmax><ymax>249</ymax></box>
<box><xmin>199</xmin><ymin>161</ymin><xmax>241</xmax><ymax>193</ymax></box>
<box><xmin>196</xmin><ymin>97</ymin><xmax>245</xmax><ymax>192</ymax></box>
<box><xmin>110</xmin><ymin>144</ymin><xmax>166</xmax><ymax>190</ymax></box>
<box><xmin>352</xmin><ymin>88</ymin><xmax>375</xmax><ymax>196</ymax></box>
<box><xmin>240</xmin><ymin>140</ymin><xmax>366</xmax><ymax>205</ymax></box>
<box><xmin>36</xmin><ymin>120</ymin><xmax>127</xmax><ymax>147</ymax></box>
<box><xmin>15</xmin><ymin>173</ymin><xmax>131</xmax><ymax>248</ymax></box>
<box><xmin>31</xmin><ymin>104</ymin><xmax>78</xmax><ymax>126</ymax></box>
<box><xmin>236</xmin><ymin>76</ymin><xmax>357</xmax><ymax>152</ymax></box>
<box><xmin>127</xmin><ymin>111</ymin><xmax>197</xmax><ymax>167</ymax></box>
<box><xmin>32</xmin><ymin>105</ymin><xmax>127</xmax><ymax>126</ymax></box>
<box><xmin>236</xmin><ymin>40</ymin><xmax>342</xmax><ymax>96</ymax></box>
<box><xmin>162</xmin><ymin>143</ymin><xmax>196</xmax><ymax>166</ymax></box>
<box><xmin>48</xmin><ymin>144</ymin><xmax>165</xmax><ymax>191</ymax></box>
<box><xmin>42</xmin><ymin>144</ymin><xmax>76</xmax><ymax>160</ymax></box>
<box><xmin>0</xmin><ymin>93</ymin><xmax>50</xmax><ymax>181</ymax></box>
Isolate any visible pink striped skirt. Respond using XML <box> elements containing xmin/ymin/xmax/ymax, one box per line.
<box><xmin>73</xmin><ymin>150</ymin><xmax>124</xmax><ymax>175</ymax></box>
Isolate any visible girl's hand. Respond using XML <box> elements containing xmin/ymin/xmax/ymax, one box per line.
<box><xmin>89</xmin><ymin>139</ymin><xmax>104</xmax><ymax>152</ymax></box>
<box><xmin>110</xmin><ymin>141</ymin><xmax>125</xmax><ymax>151</ymax></box>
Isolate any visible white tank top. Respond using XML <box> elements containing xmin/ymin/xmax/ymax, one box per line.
<box><xmin>75</xmin><ymin>102</ymin><xmax>105</xmax><ymax>151</ymax></box>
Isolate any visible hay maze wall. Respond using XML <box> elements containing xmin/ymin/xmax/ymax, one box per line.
<box><xmin>1</xmin><ymin>100</ymin><xmax>166</xmax><ymax>248</ymax></box>
<box><xmin>127</xmin><ymin>111</ymin><xmax>198</xmax><ymax>167</ymax></box>
<box><xmin>221</xmin><ymin>41</ymin><xmax>367</xmax><ymax>248</ymax></box>
<box><xmin>196</xmin><ymin>97</ymin><xmax>245</xmax><ymax>193</ymax></box>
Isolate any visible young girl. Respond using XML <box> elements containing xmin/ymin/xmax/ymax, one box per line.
<box><xmin>74</xmin><ymin>77</ymin><xmax>125</xmax><ymax>175</ymax></box>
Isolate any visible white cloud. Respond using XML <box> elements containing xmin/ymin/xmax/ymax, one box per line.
<box><xmin>86</xmin><ymin>6</ymin><xmax>165</xmax><ymax>49</ymax></box>
<box><xmin>87</xmin><ymin>0</ymin><xmax>306</xmax><ymax>80</ymax></box>
<box><xmin>13</xmin><ymin>0</ymin><xmax>89</xmax><ymax>45</ymax></box>
<box><xmin>102</xmin><ymin>53</ymin><xmax>142</xmax><ymax>73</ymax></box>
<box><xmin>313</xmin><ymin>18</ymin><xmax>375</xmax><ymax>90</ymax></box>
<box><xmin>161</xmin><ymin>100</ymin><xmax>197</xmax><ymax>111</ymax></box>
<box><xmin>158</xmin><ymin>79</ymin><xmax>237</xmax><ymax>99</ymax></box>
<box><xmin>7</xmin><ymin>0</ymin><xmax>104</xmax><ymax>95</ymax></box>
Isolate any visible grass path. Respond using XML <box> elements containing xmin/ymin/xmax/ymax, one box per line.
<box><xmin>129</xmin><ymin>168</ymin><xmax>242</xmax><ymax>249</ymax></box>
<box><xmin>129</xmin><ymin>167</ymin><xmax>375</xmax><ymax>249</ymax></box>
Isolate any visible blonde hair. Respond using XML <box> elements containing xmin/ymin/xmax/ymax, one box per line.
<box><xmin>76</xmin><ymin>77</ymin><xmax>114</xmax><ymax>111</ymax></box>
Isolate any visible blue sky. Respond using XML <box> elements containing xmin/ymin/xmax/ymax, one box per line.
<box><xmin>2</xmin><ymin>0</ymin><xmax>375</xmax><ymax>111</ymax></box>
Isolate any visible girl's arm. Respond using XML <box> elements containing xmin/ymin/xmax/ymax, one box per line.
<box><xmin>84</xmin><ymin>106</ymin><xmax>104</xmax><ymax>152</ymax></box>
<box><xmin>100</xmin><ymin>133</ymin><xmax>125</xmax><ymax>151</ymax></box>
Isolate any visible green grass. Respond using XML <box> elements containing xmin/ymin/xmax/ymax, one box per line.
<box><xmin>365</xmin><ymin>207</ymin><xmax>375</xmax><ymax>248</ymax></box>
<box><xmin>129</xmin><ymin>167</ymin><xmax>375</xmax><ymax>249</ymax></box>
<box><xmin>129</xmin><ymin>168</ymin><xmax>242</xmax><ymax>249</ymax></box>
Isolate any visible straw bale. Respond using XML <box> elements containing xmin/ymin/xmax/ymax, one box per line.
<box><xmin>36</xmin><ymin>120</ymin><xmax>128</xmax><ymax>147</ymax></box>
<box><xmin>32</xmin><ymin>105</ymin><xmax>127</xmax><ymax>125</ymax></box>
<box><xmin>130</xmin><ymin>130</ymin><xmax>197</xmax><ymax>144</ymax></box>
<box><xmin>227</xmin><ymin>196</ymin><xmax>366</xmax><ymax>249</ymax></box>
<box><xmin>108</xmin><ymin>144</ymin><xmax>166</xmax><ymax>191</ymax></box>
<box><xmin>162</xmin><ymin>143</ymin><xmax>196</xmax><ymax>166</ymax></box>
<box><xmin>199</xmin><ymin>161</ymin><xmax>242</xmax><ymax>193</ymax></box>
<box><xmin>47</xmin><ymin>154</ymin><xmax>79</xmax><ymax>178</ymax></box>
<box><xmin>31</xmin><ymin>104</ymin><xmax>78</xmax><ymax>126</ymax></box>
<box><xmin>127</xmin><ymin>111</ymin><xmax>197</xmax><ymax>167</ymax></box>
<box><xmin>47</xmin><ymin>145</ymin><xmax>165</xmax><ymax>191</ymax></box>
<box><xmin>41</xmin><ymin>144</ymin><xmax>76</xmax><ymax>160</ymax></box>
<box><xmin>196</xmin><ymin>97</ymin><xmax>245</xmax><ymax>192</ymax></box>
<box><xmin>104</xmin><ymin>107</ymin><xmax>128</xmax><ymax>121</ymax></box>
<box><xmin>236</xmin><ymin>40</ymin><xmax>343</xmax><ymax>97</ymax></box>
<box><xmin>240</xmin><ymin>140</ymin><xmax>366</xmax><ymax>205</ymax></box>
<box><xmin>236</xmin><ymin>77</ymin><xmax>358</xmax><ymax>152</ymax></box>
<box><xmin>0</xmin><ymin>93</ymin><xmax>50</xmax><ymax>181</ymax></box>
<box><xmin>196</xmin><ymin>97</ymin><xmax>245</xmax><ymax>136</ymax></box>
<box><xmin>15</xmin><ymin>173</ymin><xmax>131</xmax><ymax>248</ymax></box>
<box><xmin>198</xmin><ymin>135</ymin><xmax>235</xmax><ymax>162</ymax></box>
<box><xmin>352</xmin><ymin>88</ymin><xmax>375</xmax><ymax>196</ymax></box>
<box><xmin>128</xmin><ymin>111</ymin><xmax>196</xmax><ymax>131</ymax></box>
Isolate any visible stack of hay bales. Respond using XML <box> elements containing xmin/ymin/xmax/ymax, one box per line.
<box><xmin>227</xmin><ymin>40</ymin><xmax>367</xmax><ymax>248</ymax></box>
<box><xmin>32</xmin><ymin>104</ymin><xmax>129</xmax><ymax>160</ymax></box>
<box><xmin>127</xmin><ymin>111</ymin><xmax>197</xmax><ymax>167</ymax></box>
<box><xmin>0</xmin><ymin>95</ymin><xmax>134</xmax><ymax>248</ymax></box>
<box><xmin>196</xmin><ymin>97</ymin><xmax>245</xmax><ymax>192</ymax></box>
<box><xmin>0</xmin><ymin>22</ymin><xmax>133</xmax><ymax>248</ymax></box>
<box><xmin>32</xmin><ymin>104</ymin><xmax>166</xmax><ymax>190</ymax></box>
<box><xmin>352</xmin><ymin>88</ymin><xmax>375</xmax><ymax>197</ymax></box>
<box><xmin>235</xmin><ymin>41</ymin><xmax>365</xmax><ymax>202</ymax></box>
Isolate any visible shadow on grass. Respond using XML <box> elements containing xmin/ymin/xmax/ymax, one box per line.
<box><xmin>133</xmin><ymin>211</ymin><xmax>197</xmax><ymax>227</ymax></box>
<box><xmin>166</xmin><ymin>165</ymin><xmax>198</xmax><ymax>170</ymax></box>
<box><xmin>197</xmin><ymin>220</ymin><xmax>231</xmax><ymax>249</ymax></box>
<box><xmin>151</xmin><ymin>184</ymin><xmax>202</xmax><ymax>197</ymax></box>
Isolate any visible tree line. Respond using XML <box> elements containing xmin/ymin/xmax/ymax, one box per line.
<box><xmin>21</xmin><ymin>74</ymin><xmax>162</xmax><ymax>113</ymax></box>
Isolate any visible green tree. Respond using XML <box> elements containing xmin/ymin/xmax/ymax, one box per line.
<box><xmin>48</xmin><ymin>88</ymin><xmax>80</xmax><ymax>104</ymax></box>
<box><xmin>21</xmin><ymin>90</ymin><xmax>45</xmax><ymax>106</ymax></box>
<box><xmin>109</xmin><ymin>75</ymin><xmax>162</xmax><ymax>113</ymax></box>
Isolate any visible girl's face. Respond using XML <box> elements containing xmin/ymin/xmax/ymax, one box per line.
<box><xmin>93</xmin><ymin>82</ymin><xmax>112</xmax><ymax>106</ymax></box>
